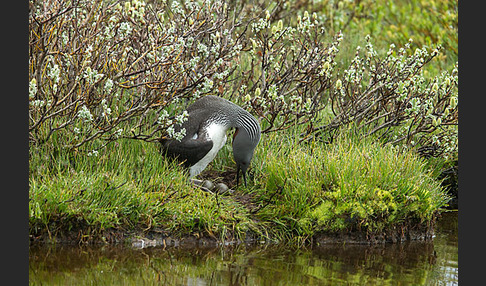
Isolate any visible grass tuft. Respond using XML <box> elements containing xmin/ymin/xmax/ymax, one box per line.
<box><xmin>29</xmin><ymin>128</ymin><xmax>450</xmax><ymax>244</ymax></box>
<box><xmin>248</xmin><ymin>129</ymin><xmax>449</xmax><ymax>241</ymax></box>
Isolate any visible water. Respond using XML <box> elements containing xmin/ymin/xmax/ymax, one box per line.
<box><xmin>29</xmin><ymin>211</ymin><xmax>458</xmax><ymax>285</ymax></box>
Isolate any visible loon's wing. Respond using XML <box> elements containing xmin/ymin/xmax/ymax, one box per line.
<box><xmin>161</xmin><ymin>108</ymin><xmax>213</xmax><ymax>167</ymax></box>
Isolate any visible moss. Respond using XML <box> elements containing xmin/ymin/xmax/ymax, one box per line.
<box><xmin>247</xmin><ymin>130</ymin><xmax>449</xmax><ymax>241</ymax></box>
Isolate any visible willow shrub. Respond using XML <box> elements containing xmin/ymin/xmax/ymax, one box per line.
<box><xmin>29</xmin><ymin>0</ymin><xmax>457</xmax><ymax>163</ymax></box>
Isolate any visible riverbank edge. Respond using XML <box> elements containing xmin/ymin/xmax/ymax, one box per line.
<box><xmin>29</xmin><ymin>215</ymin><xmax>438</xmax><ymax>248</ymax></box>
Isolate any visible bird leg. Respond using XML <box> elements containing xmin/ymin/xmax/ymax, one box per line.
<box><xmin>236</xmin><ymin>165</ymin><xmax>247</xmax><ymax>187</ymax></box>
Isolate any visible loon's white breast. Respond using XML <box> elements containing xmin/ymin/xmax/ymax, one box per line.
<box><xmin>188</xmin><ymin>123</ymin><xmax>228</xmax><ymax>177</ymax></box>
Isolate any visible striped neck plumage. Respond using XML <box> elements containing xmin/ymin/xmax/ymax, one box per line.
<box><xmin>235</xmin><ymin>110</ymin><xmax>261</xmax><ymax>144</ymax></box>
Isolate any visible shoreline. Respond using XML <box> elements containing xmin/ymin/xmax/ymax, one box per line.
<box><xmin>29</xmin><ymin>215</ymin><xmax>439</xmax><ymax>248</ymax></box>
<box><xmin>29</xmin><ymin>137</ymin><xmax>454</xmax><ymax>248</ymax></box>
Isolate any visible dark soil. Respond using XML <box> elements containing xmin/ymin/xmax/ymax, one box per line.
<box><xmin>29</xmin><ymin>220</ymin><xmax>437</xmax><ymax>247</ymax></box>
<box><xmin>198</xmin><ymin>168</ymin><xmax>238</xmax><ymax>189</ymax></box>
<box><xmin>197</xmin><ymin>168</ymin><xmax>261</xmax><ymax>213</ymax></box>
<box><xmin>438</xmin><ymin>162</ymin><xmax>458</xmax><ymax>209</ymax></box>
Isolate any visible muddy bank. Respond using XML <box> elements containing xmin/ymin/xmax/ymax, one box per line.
<box><xmin>29</xmin><ymin>219</ymin><xmax>437</xmax><ymax>248</ymax></box>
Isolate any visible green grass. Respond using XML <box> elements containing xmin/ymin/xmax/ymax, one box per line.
<box><xmin>249</xmin><ymin>129</ymin><xmax>449</xmax><ymax>242</ymax></box>
<box><xmin>29</xmin><ymin>139</ymin><xmax>257</xmax><ymax>242</ymax></box>
<box><xmin>310</xmin><ymin>0</ymin><xmax>457</xmax><ymax>76</ymax></box>
<box><xmin>29</xmin><ymin>126</ymin><xmax>450</xmax><ymax>244</ymax></box>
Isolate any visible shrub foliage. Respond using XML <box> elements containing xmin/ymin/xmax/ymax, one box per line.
<box><xmin>29</xmin><ymin>0</ymin><xmax>457</xmax><ymax>160</ymax></box>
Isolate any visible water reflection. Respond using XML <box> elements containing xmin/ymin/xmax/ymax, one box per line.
<box><xmin>29</xmin><ymin>212</ymin><xmax>457</xmax><ymax>285</ymax></box>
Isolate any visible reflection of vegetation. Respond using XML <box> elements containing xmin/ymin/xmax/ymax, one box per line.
<box><xmin>30</xmin><ymin>213</ymin><xmax>458</xmax><ymax>285</ymax></box>
<box><xmin>29</xmin><ymin>0</ymin><xmax>457</xmax><ymax>243</ymax></box>
<box><xmin>425</xmin><ymin>211</ymin><xmax>458</xmax><ymax>283</ymax></box>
